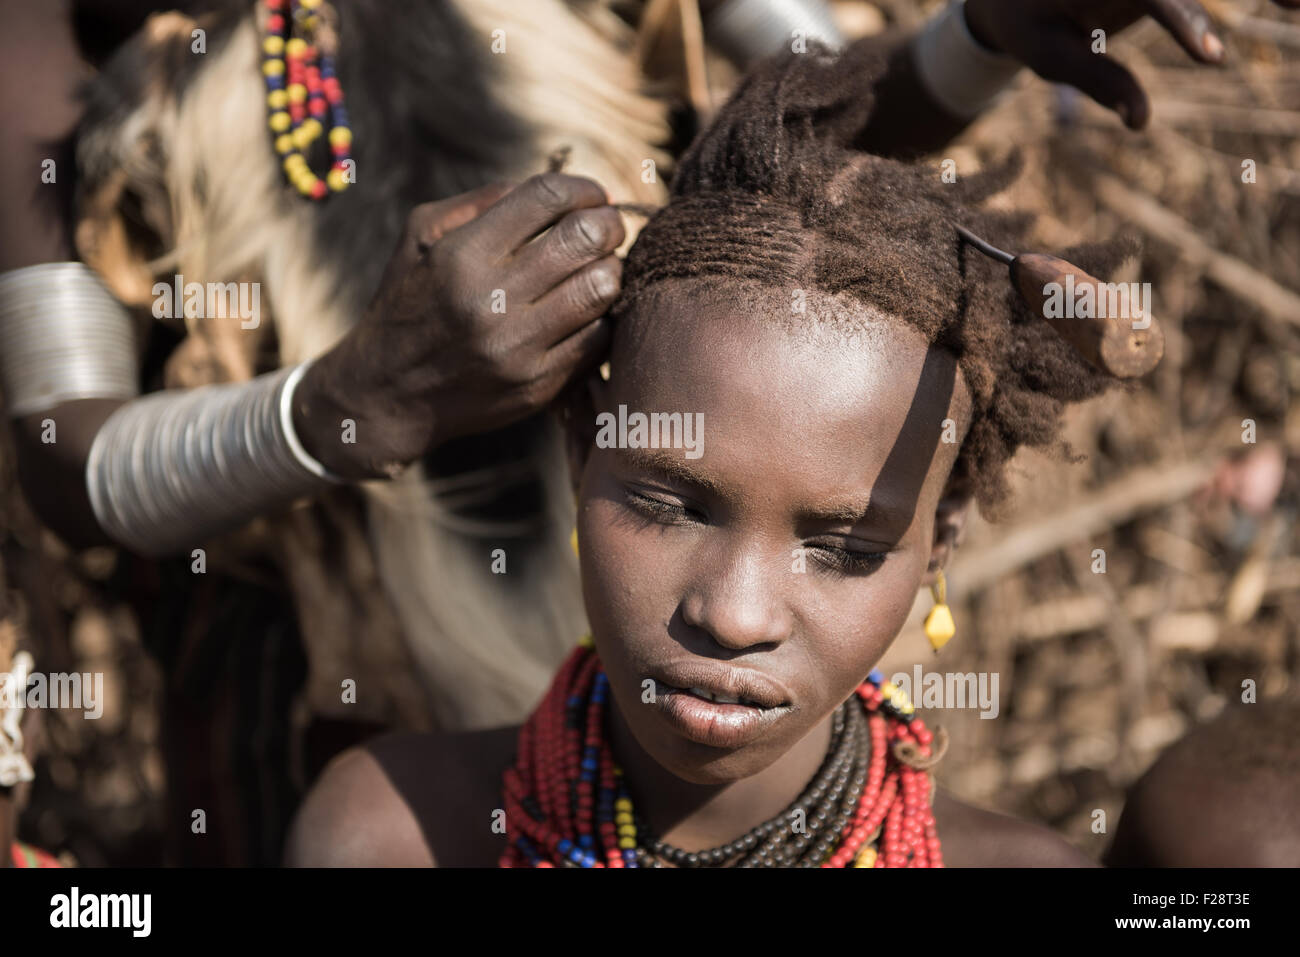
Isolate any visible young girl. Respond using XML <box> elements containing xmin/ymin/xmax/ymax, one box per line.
<box><xmin>285</xmin><ymin>36</ymin><xmax>1133</xmax><ymax>868</ymax></box>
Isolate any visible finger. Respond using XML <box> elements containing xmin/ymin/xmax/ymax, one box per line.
<box><xmin>1020</xmin><ymin>27</ymin><xmax>1150</xmax><ymax>129</ymax></box>
<box><xmin>509</xmin><ymin>205</ymin><xmax>626</xmax><ymax>303</ymax></box>
<box><xmin>408</xmin><ymin>181</ymin><xmax>517</xmax><ymax>250</ymax></box>
<box><xmin>462</xmin><ymin>172</ymin><xmax>610</xmax><ymax>257</ymax></box>
<box><xmin>1143</xmin><ymin>0</ymin><xmax>1223</xmax><ymax>63</ymax></box>
<box><xmin>530</xmin><ymin>255</ymin><xmax>622</xmax><ymax>348</ymax></box>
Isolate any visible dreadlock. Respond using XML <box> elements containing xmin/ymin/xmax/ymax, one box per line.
<box><xmin>611</xmin><ymin>39</ymin><xmax>1137</xmax><ymax>511</ymax></box>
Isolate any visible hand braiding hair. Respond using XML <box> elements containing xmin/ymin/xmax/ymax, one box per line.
<box><xmin>607</xmin><ymin>39</ymin><xmax>1140</xmax><ymax>512</ymax></box>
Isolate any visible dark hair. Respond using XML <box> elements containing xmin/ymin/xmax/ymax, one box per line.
<box><xmin>611</xmin><ymin>40</ymin><xmax>1136</xmax><ymax>511</ymax></box>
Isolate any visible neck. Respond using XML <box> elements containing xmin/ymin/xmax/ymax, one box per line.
<box><xmin>607</xmin><ymin>699</ymin><xmax>834</xmax><ymax>851</ymax></box>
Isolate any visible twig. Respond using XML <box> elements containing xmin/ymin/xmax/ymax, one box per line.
<box><xmin>1150</xmin><ymin>101</ymin><xmax>1300</xmax><ymax>136</ymax></box>
<box><xmin>1091</xmin><ymin>172</ymin><xmax>1300</xmax><ymax>327</ymax></box>
<box><xmin>948</xmin><ymin>459</ymin><xmax>1217</xmax><ymax>600</ymax></box>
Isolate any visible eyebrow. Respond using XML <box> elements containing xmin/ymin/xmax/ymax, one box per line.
<box><xmin>616</xmin><ymin>448</ymin><xmax>729</xmax><ymax>501</ymax></box>
<box><xmin>799</xmin><ymin>497</ymin><xmax>914</xmax><ymax>535</ymax></box>
<box><xmin>614</xmin><ymin>448</ymin><xmax>914</xmax><ymax>532</ymax></box>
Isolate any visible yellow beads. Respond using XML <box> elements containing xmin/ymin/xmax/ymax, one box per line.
<box><xmin>326</xmin><ymin>167</ymin><xmax>349</xmax><ymax>192</ymax></box>
<box><xmin>275</xmin><ymin>134</ymin><xmax>293</xmax><ymax>155</ymax></box>
<box><xmin>328</xmin><ymin>126</ymin><xmax>352</xmax><ymax>148</ymax></box>
<box><xmin>880</xmin><ymin>681</ymin><xmax>915</xmax><ymax>716</ymax></box>
<box><xmin>286</xmin><ymin>38</ymin><xmax>308</xmax><ymax>58</ymax></box>
<box><xmin>924</xmin><ymin>604</ymin><xmax>956</xmax><ymax>652</ymax></box>
<box><xmin>262</xmin><ymin>59</ymin><xmax>285</xmax><ymax>77</ymax></box>
<box><xmin>267</xmin><ymin>89</ymin><xmax>288</xmax><ymax>110</ymax></box>
<box><xmin>854</xmin><ymin>846</ymin><xmax>877</xmax><ymax>868</ymax></box>
<box><xmin>577</xmin><ymin>633</ymin><xmax>594</xmax><ymax>649</ymax></box>
<box><xmin>291</xmin><ymin>118</ymin><xmax>322</xmax><ymax>150</ymax></box>
<box><xmin>924</xmin><ymin>568</ymin><xmax>955</xmax><ymax>652</ymax></box>
<box><xmin>263</xmin><ymin>36</ymin><xmax>284</xmax><ymax>56</ymax></box>
<box><xmin>269</xmin><ymin>111</ymin><xmax>291</xmax><ymax>133</ymax></box>
<box><xmin>287</xmin><ymin>83</ymin><xmax>307</xmax><ymax>104</ymax></box>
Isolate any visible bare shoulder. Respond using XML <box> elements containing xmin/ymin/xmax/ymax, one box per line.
<box><xmin>284</xmin><ymin>726</ymin><xmax>519</xmax><ymax>867</ymax></box>
<box><xmin>932</xmin><ymin>790</ymin><xmax>1097</xmax><ymax>867</ymax></box>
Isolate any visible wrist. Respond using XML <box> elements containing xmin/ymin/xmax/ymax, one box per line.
<box><xmin>912</xmin><ymin>1</ymin><xmax>1022</xmax><ymax>121</ymax></box>
<box><xmin>290</xmin><ymin>357</ymin><xmax>374</xmax><ymax>480</ymax></box>
<box><xmin>290</xmin><ymin>355</ymin><xmax>424</xmax><ymax>481</ymax></box>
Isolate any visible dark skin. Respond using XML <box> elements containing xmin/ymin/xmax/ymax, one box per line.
<box><xmin>1105</xmin><ymin>763</ymin><xmax>1300</xmax><ymax>867</ymax></box>
<box><xmin>11</xmin><ymin>0</ymin><xmax>1295</xmax><ymax>549</ymax></box>
<box><xmin>1104</xmin><ymin>702</ymin><xmax>1300</xmax><ymax>866</ymax></box>
<box><xmin>285</xmin><ymin>286</ymin><xmax>1094</xmax><ymax>867</ymax></box>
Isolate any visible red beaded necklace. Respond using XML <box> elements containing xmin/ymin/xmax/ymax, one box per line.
<box><xmin>500</xmin><ymin>640</ymin><xmax>944</xmax><ymax>868</ymax></box>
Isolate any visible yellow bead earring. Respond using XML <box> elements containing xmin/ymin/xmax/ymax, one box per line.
<box><xmin>923</xmin><ymin>568</ymin><xmax>955</xmax><ymax>653</ymax></box>
<box><xmin>571</xmin><ymin>526</ymin><xmax>579</xmax><ymax>558</ymax></box>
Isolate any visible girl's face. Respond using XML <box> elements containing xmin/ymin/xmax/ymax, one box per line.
<box><xmin>572</xmin><ymin>284</ymin><xmax>970</xmax><ymax>785</ymax></box>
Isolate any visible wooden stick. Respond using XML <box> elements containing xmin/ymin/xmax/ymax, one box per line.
<box><xmin>1011</xmin><ymin>253</ymin><xmax>1165</xmax><ymax>378</ymax></box>
<box><xmin>947</xmin><ymin>459</ymin><xmax>1217</xmax><ymax>600</ymax></box>
<box><xmin>1009</xmin><ymin>558</ymin><xmax>1300</xmax><ymax>642</ymax></box>
<box><xmin>1149</xmin><ymin>101</ymin><xmax>1300</xmax><ymax>136</ymax></box>
<box><xmin>958</xmin><ymin>227</ymin><xmax>1165</xmax><ymax>378</ymax></box>
<box><xmin>1092</xmin><ymin>172</ymin><xmax>1300</xmax><ymax>327</ymax></box>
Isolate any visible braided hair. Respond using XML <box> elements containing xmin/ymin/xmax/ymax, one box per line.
<box><xmin>610</xmin><ymin>40</ymin><xmax>1135</xmax><ymax>511</ymax></box>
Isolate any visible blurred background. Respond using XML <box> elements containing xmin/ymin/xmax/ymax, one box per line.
<box><xmin>1</xmin><ymin>0</ymin><xmax>1297</xmax><ymax>865</ymax></box>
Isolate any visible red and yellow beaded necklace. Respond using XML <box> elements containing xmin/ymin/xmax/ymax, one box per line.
<box><xmin>260</xmin><ymin>0</ymin><xmax>353</xmax><ymax>200</ymax></box>
<box><xmin>500</xmin><ymin>638</ymin><xmax>945</xmax><ymax>868</ymax></box>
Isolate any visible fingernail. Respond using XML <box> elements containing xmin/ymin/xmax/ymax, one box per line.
<box><xmin>1204</xmin><ymin>32</ymin><xmax>1223</xmax><ymax>59</ymax></box>
<box><xmin>594</xmin><ymin>267</ymin><xmax>619</xmax><ymax>299</ymax></box>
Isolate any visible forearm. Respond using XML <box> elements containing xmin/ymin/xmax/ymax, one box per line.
<box><xmin>1</xmin><ymin>261</ymin><xmax>347</xmax><ymax>557</ymax></box>
<box><xmin>697</xmin><ymin>0</ymin><xmax>1023</xmax><ymax>159</ymax></box>
<box><xmin>860</xmin><ymin>4</ymin><xmax>1025</xmax><ymax>158</ymax></box>
<box><xmin>13</xmin><ymin>400</ymin><xmax>126</xmax><ymax>548</ymax></box>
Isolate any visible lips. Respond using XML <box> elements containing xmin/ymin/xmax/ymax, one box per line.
<box><xmin>650</xmin><ymin>663</ymin><xmax>792</xmax><ymax>711</ymax></box>
<box><xmin>646</xmin><ymin>664</ymin><xmax>795</xmax><ymax>749</ymax></box>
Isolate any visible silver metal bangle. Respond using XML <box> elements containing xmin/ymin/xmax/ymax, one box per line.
<box><xmin>0</xmin><ymin>262</ymin><xmax>140</xmax><ymax>417</ymax></box>
<box><xmin>912</xmin><ymin>1</ymin><xmax>1022</xmax><ymax>120</ymax></box>
<box><xmin>705</xmin><ymin>0</ymin><xmax>845</xmax><ymax>64</ymax></box>
<box><xmin>86</xmin><ymin>360</ymin><xmax>343</xmax><ymax>557</ymax></box>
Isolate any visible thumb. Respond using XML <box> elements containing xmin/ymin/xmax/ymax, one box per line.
<box><xmin>429</xmin><ymin>180</ymin><xmax>519</xmax><ymax>239</ymax></box>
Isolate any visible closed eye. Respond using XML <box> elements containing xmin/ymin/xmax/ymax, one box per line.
<box><xmin>623</xmin><ymin>488</ymin><xmax>702</xmax><ymax>526</ymax></box>
<box><xmin>805</xmin><ymin>543</ymin><xmax>888</xmax><ymax>576</ymax></box>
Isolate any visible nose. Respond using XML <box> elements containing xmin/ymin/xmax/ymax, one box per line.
<box><xmin>680</xmin><ymin>537</ymin><xmax>793</xmax><ymax>652</ymax></box>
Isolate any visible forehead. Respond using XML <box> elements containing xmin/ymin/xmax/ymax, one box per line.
<box><xmin>610</xmin><ymin>284</ymin><xmax>968</xmax><ymax>514</ymax></box>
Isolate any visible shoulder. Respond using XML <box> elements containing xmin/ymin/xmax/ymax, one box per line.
<box><xmin>932</xmin><ymin>790</ymin><xmax>1097</xmax><ymax>867</ymax></box>
<box><xmin>284</xmin><ymin>726</ymin><xmax>520</xmax><ymax>867</ymax></box>
<box><xmin>284</xmin><ymin>734</ymin><xmax>432</xmax><ymax>867</ymax></box>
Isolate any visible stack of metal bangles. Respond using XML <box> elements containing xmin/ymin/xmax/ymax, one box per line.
<box><xmin>0</xmin><ymin>262</ymin><xmax>340</xmax><ymax>558</ymax></box>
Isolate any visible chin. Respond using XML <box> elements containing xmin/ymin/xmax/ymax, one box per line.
<box><xmin>633</xmin><ymin>719</ymin><xmax>779</xmax><ymax>786</ymax></box>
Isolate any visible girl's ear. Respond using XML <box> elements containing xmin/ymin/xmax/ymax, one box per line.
<box><xmin>561</xmin><ymin>371</ymin><xmax>609</xmax><ymax>497</ymax></box>
<box><xmin>926</xmin><ymin>471</ymin><xmax>973</xmax><ymax>583</ymax></box>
